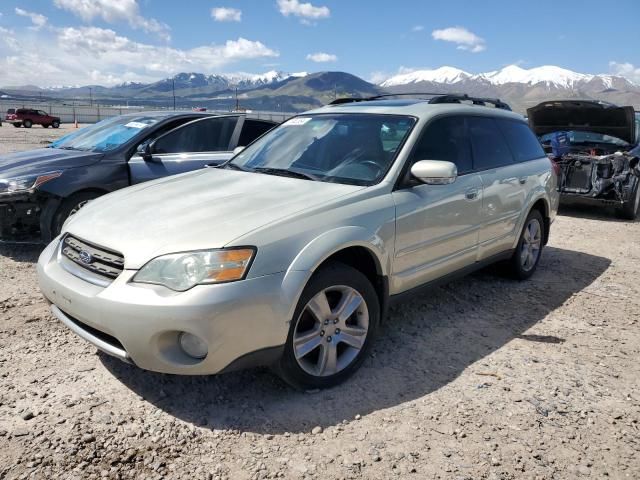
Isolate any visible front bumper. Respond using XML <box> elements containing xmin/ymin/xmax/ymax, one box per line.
<box><xmin>37</xmin><ymin>239</ymin><xmax>307</xmax><ymax>375</ymax></box>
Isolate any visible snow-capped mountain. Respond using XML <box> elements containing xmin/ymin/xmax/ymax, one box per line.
<box><xmin>144</xmin><ymin>70</ymin><xmax>308</xmax><ymax>94</ymax></box>
<box><xmin>379</xmin><ymin>64</ymin><xmax>640</xmax><ymax>112</ymax></box>
<box><xmin>381</xmin><ymin>64</ymin><xmax>637</xmax><ymax>89</ymax></box>
<box><xmin>380</xmin><ymin>67</ymin><xmax>472</xmax><ymax>87</ymax></box>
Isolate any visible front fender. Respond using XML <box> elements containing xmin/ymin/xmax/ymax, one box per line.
<box><xmin>287</xmin><ymin>225</ymin><xmax>390</xmax><ymax>276</ymax></box>
<box><xmin>280</xmin><ymin>226</ymin><xmax>392</xmax><ymax>323</ymax></box>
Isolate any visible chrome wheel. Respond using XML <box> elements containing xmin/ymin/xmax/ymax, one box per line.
<box><xmin>293</xmin><ymin>285</ymin><xmax>369</xmax><ymax>377</ymax></box>
<box><xmin>520</xmin><ymin>218</ymin><xmax>542</xmax><ymax>271</ymax></box>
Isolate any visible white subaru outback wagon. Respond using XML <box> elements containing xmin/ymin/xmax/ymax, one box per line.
<box><xmin>37</xmin><ymin>95</ymin><xmax>559</xmax><ymax>389</ymax></box>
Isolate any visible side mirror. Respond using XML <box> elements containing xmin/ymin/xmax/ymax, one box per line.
<box><xmin>410</xmin><ymin>160</ymin><xmax>458</xmax><ymax>185</ymax></box>
<box><xmin>136</xmin><ymin>142</ymin><xmax>154</xmax><ymax>161</ymax></box>
<box><xmin>233</xmin><ymin>146</ymin><xmax>245</xmax><ymax>156</ymax></box>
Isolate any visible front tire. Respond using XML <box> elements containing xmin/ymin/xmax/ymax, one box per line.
<box><xmin>507</xmin><ymin>209</ymin><xmax>545</xmax><ymax>280</ymax></box>
<box><xmin>619</xmin><ymin>180</ymin><xmax>640</xmax><ymax>220</ymax></box>
<box><xmin>51</xmin><ymin>192</ymin><xmax>101</xmax><ymax>237</ymax></box>
<box><xmin>276</xmin><ymin>262</ymin><xmax>380</xmax><ymax>390</ymax></box>
<box><xmin>52</xmin><ymin>121</ymin><xmax>60</xmax><ymax>129</ymax></box>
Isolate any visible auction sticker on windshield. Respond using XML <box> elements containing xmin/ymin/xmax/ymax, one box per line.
<box><xmin>124</xmin><ymin>121</ymin><xmax>151</xmax><ymax>129</ymax></box>
<box><xmin>283</xmin><ymin>117</ymin><xmax>311</xmax><ymax>126</ymax></box>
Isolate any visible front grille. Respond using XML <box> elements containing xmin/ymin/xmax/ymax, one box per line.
<box><xmin>61</xmin><ymin>235</ymin><xmax>124</xmax><ymax>280</ymax></box>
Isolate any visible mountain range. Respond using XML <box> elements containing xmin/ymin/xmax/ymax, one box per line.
<box><xmin>1</xmin><ymin>65</ymin><xmax>639</xmax><ymax>113</ymax></box>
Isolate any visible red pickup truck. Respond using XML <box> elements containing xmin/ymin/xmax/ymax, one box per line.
<box><xmin>5</xmin><ymin>108</ymin><xmax>61</xmax><ymax>128</ymax></box>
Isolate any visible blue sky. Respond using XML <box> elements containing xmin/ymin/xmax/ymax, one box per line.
<box><xmin>0</xmin><ymin>0</ymin><xmax>639</xmax><ymax>86</ymax></box>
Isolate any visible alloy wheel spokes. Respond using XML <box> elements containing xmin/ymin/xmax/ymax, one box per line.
<box><xmin>294</xmin><ymin>286</ymin><xmax>369</xmax><ymax>377</ymax></box>
<box><xmin>317</xmin><ymin>343</ymin><xmax>338</xmax><ymax>376</ymax></box>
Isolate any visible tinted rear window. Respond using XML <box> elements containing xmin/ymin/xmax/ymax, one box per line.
<box><xmin>468</xmin><ymin>117</ymin><xmax>514</xmax><ymax>170</ymax></box>
<box><xmin>496</xmin><ymin>119</ymin><xmax>545</xmax><ymax>162</ymax></box>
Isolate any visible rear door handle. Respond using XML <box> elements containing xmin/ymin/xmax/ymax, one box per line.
<box><xmin>465</xmin><ymin>188</ymin><xmax>479</xmax><ymax>200</ymax></box>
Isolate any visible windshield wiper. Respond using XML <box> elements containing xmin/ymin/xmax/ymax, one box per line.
<box><xmin>221</xmin><ymin>162</ymin><xmax>252</xmax><ymax>172</ymax></box>
<box><xmin>253</xmin><ymin>167</ymin><xmax>318</xmax><ymax>181</ymax></box>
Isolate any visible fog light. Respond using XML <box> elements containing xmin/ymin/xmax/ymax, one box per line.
<box><xmin>178</xmin><ymin>332</ymin><xmax>208</xmax><ymax>359</ymax></box>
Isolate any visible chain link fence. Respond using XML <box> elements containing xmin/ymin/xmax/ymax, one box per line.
<box><xmin>0</xmin><ymin>100</ymin><xmax>296</xmax><ymax>124</ymax></box>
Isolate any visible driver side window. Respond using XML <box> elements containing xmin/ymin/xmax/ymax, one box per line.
<box><xmin>153</xmin><ymin>117</ymin><xmax>238</xmax><ymax>154</ymax></box>
<box><xmin>409</xmin><ymin>116</ymin><xmax>473</xmax><ymax>174</ymax></box>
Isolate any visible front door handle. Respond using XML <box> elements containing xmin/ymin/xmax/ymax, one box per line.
<box><xmin>519</xmin><ymin>177</ymin><xmax>527</xmax><ymax>184</ymax></box>
<box><xmin>465</xmin><ymin>188</ymin><xmax>479</xmax><ymax>200</ymax></box>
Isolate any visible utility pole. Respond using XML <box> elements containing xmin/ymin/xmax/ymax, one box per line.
<box><xmin>172</xmin><ymin>78</ymin><xmax>176</xmax><ymax>110</ymax></box>
<box><xmin>235</xmin><ymin>87</ymin><xmax>239</xmax><ymax>111</ymax></box>
<box><xmin>89</xmin><ymin>87</ymin><xmax>93</xmax><ymax>106</ymax></box>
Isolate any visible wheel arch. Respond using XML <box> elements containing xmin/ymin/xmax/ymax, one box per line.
<box><xmin>283</xmin><ymin>227</ymin><xmax>391</xmax><ymax>322</ymax></box>
<box><xmin>40</xmin><ymin>188</ymin><xmax>110</xmax><ymax>242</ymax></box>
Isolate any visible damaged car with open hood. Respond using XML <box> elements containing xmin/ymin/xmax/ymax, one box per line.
<box><xmin>528</xmin><ymin>100</ymin><xmax>640</xmax><ymax>219</ymax></box>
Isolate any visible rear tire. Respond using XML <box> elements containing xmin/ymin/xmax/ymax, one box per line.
<box><xmin>619</xmin><ymin>180</ymin><xmax>640</xmax><ymax>220</ymax></box>
<box><xmin>275</xmin><ymin>262</ymin><xmax>380</xmax><ymax>390</ymax></box>
<box><xmin>507</xmin><ymin>209</ymin><xmax>545</xmax><ymax>280</ymax></box>
<box><xmin>23</xmin><ymin>120</ymin><xmax>32</xmax><ymax>128</ymax></box>
<box><xmin>13</xmin><ymin>123</ymin><xmax>21</xmax><ymax>128</ymax></box>
<box><xmin>51</xmin><ymin>192</ymin><xmax>101</xmax><ymax>237</ymax></box>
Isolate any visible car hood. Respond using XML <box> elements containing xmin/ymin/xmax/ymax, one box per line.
<box><xmin>0</xmin><ymin>148</ymin><xmax>102</xmax><ymax>178</ymax></box>
<box><xmin>65</xmin><ymin>168</ymin><xmax>365</xmax><ymax>269</ymax></box>
<box><xmin>527</xmin><ymin>101</ymin><xmax>637</xmax><ymax>145</ymax></box>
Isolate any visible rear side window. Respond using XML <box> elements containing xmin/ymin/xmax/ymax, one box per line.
<box><xmin>154</xmin><ymin>116</ymin><xmax>238</xmax><ymax>154</ymax></box>
<box><xmin>468</xmin><ymin>116</ymin><xmax>514</xmax><ymax>170</ymax></box>
<box><xmin>238</xmin><ymin>120</ymin><xmax>275</xmax><ymax>147</ymax></box>
<box><xmin>410</xmin><ymin>116</ymin><xmax>473</xmax><ymax>174</ymax></box>
<box><xmin>496</xmin><ymin>119</ymin><xmax>545</xmax><ymax>162</ymax></box>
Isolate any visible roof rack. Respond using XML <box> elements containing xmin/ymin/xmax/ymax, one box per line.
<box><xmin>329</xmin><ymin>92</ymin><xmax>512</xmax><ymax>111</ymax></box>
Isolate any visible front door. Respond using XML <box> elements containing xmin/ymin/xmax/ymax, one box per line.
<box><xmin>391</xmin><ymin>115</ymin><xmax>483</xmax><ymax>294</ymax></box>
<box><xmin>129</xmin><ymin>116</ymin><xmax>239</xmax><ymax>184</ymax></box>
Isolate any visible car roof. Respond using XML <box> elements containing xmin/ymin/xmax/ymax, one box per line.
<box><xmin>119</xmin><ymin>110</ymin><xmax>235</xmax><ymax>118</ymax></box>
<box><xmin>307</xmin><ymin>98</ymin><xmax>525</xmax><ymax>122</ymax></box>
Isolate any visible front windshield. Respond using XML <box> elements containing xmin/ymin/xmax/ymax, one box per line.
<box><xmin>229</xmin><ymin>114</ymin><xmax>416</xmax><ymax>186</ymax></box>
<box><xmin>540</xmin><ymin>130</ymin><xmax>629</xmax><ymax>147</ymax></box>
<box><xmin>49</xmin><ymin>115</ymin><xmax>165</xmax><ymax>152</ymax></box>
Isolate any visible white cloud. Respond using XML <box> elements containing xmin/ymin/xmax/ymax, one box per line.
<box><xmin>432</xmin><ymin>26</ymin><xmax>485</xmax><ymax>53</ymax></box>
<box><xmin>211</xmin><ymin>7</ymin><xmax>242</xmax><ymax>22</ymax></box>
<box><xmin>609</xmin><ymin>61</ymin><xmax>640</xmax><ymax>84</ymax></box>
<box><xmin>411</xmin><ymin>25</ymin><xmax>424</xmax><ymax>32</ymax></box>
<box><xmin>15</xmin><ymin>8</ymin><xmax>47</xmax><ymax>30</ymax></box>
<box><xmin>369</xmin><ymin>71</ymin><xmax>390</xmax><ymax>84</ymax></box>
<box><xmin>53</xmin><ymin>0</ymin><xmax>171</xmax><ymax>41</ymax></box>
<box><xmin>0</xmin><ymin>26</ymin><xmax>279</xmax><ymax>87</ymax></box>
<box><xmin>306</xmin><ymin>52</ymin><xmax>337</xmax><ymax>62</ymax></box>
<box><xmin>277</xmin><ymin>0</ymin><xmax>329</xmax><ymax>21</ymax></box>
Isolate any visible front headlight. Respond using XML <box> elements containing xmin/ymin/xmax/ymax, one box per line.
<box><xmin>0</xmin><ymin>171</ymin><xmax>62</xmax><ymax>195</ymax></box>
<box><xmin>132</xmin><ymin>248</ymin><xmax>256</xmax><ymax>291</ymax></box>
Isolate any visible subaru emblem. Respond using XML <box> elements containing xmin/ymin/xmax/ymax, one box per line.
<box><xmin>79</xmin><ymin>250</ymin><xmax>92</xmax><ymax>264</ymax></box>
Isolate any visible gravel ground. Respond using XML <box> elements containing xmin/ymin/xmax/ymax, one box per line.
<box><xmin>0</xmin><ymin>131</ymin><xmax>639</xmax><ymax>479</ymax></box>
<box><xmin>0</xmin><ymin>123</ymin><xmax>88</xmax><ymax>154</ymax></box>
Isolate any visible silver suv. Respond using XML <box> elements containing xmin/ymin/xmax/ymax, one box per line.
<box><xmin>37</xmin><ymin>95</ymin><xmax>559</xmax><ymax>389</ymax></box>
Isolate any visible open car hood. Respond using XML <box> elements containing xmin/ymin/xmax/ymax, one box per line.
<box><xmin>527</xmin><ymin>100</ymin><xmax>637</xmax><ymax>145</ymax></box>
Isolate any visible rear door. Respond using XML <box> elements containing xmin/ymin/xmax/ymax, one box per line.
<box><xmin>129</xmin><ymin>116</ymin><xmax>240</xmax><ymax>184</ymax></box>
<box><xmin>469</xmin><ymin>116</ymin><xmax>528</xmax><ymax>259</ymax></box>
<box><xmin>391</xmin><ymin>115</ymin><xmax>484</xmax><ymax>293</ymax></box>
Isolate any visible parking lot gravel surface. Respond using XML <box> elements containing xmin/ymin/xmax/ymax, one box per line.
<box><xmin>0</xmin><ymin>129</ymin><xmax>639</xmax><ymax>479</ymax></box>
